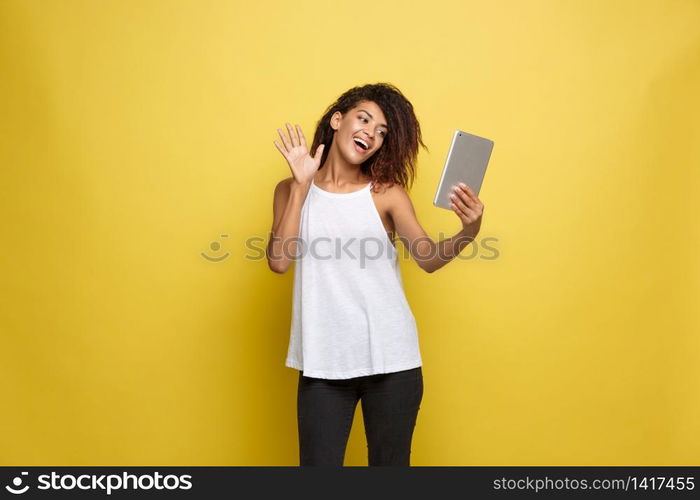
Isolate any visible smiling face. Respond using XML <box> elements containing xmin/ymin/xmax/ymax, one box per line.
<box><xmin>329</xmin><ymin>100</ymin><xmax>389</xmax><ymax>164</ymax></box>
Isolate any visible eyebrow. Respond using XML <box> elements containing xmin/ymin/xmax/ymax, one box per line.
<box><xmin>358</xmin><ymin>109</ymin><xmax>388</xmax><ymax>130</ymax></box>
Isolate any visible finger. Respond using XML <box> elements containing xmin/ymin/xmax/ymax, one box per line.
<box><xmin>286</xmin><ymin>123</ymin><xmax>299</xmax><ymax>148</ymax></box>
<box><xmin>459</xmin><ymin>183</ymin><xmax>479</xmax><ymax>202</ymax></box>
<box><xmin>273</xmin><ymin>140</ymin><xmax>289</xmax><ymax>159</ymax></box>
<box><xmin>451</xmin><ymin>202</ymin><xmax>477</xmax><ymax>224</ymax></box>
<box><xmin>296</xmin><ymin>124</ymin><xmax>307</xmax><ymax>149</ymax></box>
<box><xmin>451</xmin><ymin>202</ymin><xmax>471</xmax><ymax>225</ymax></box>
<box><xmin>451</xmin><ymin>187</ymin><xmax>476</xmax><ymax>209</ymax></box>
<box><xmin>452</xmin><ymin>197</ymin><xmax>478</xmax><ymax>220</ymax></box>
<box><xmin>459</xmin><ymin>185</ymin><xmax>484</xmax><ymax>211</ymax></box>
<box><xmin>313</xmin><ymin>143</ymin><xmax>325</xmax><ymax>161</ymax></box>
<box><xmin>277</xmin><ymin>128</ymin><xmax>292</xmax><ymax>152</ymax></box>
<box><xmin>459</xmin><ymin>194</ymin><xmax>481</xmax><ymax>216</ymax></box>
<box><xmin>450</xmin><ymin>190</ymin><xmax>475</xmax><ymax>212</ymax></box>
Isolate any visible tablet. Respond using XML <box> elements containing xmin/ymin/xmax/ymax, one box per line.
<box><xmin>433</xmin><ymin>130</ymin><xmax>494</xmax><ymax>210</ymax></box>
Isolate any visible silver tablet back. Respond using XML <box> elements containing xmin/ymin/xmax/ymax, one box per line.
<box><xmin>433</xmin><ymin>130</ymin><xmax>494</xmax><ymax>209</ymax></box>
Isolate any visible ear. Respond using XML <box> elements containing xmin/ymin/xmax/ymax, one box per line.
<box><xmin>330</xmin><ymin>111</ymin><xmax>342</xmax><ymax>131</ymax></box>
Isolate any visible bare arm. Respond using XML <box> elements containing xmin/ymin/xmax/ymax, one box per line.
<box><xmin>266</xmin><ymin>122</ymin><xmax>325</xmax><ymax>274</ymax></box>
<box><xmin>390</xmin><ymin>182</ymin><xmax>484</xmax><ymax>273</ymax></box>
<box><xmin>267</xmin><ymin>178</ymin><xmax>311</xmax><ymax>274</ymax></box>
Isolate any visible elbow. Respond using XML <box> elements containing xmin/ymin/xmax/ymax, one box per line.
<box><xmin>415</xmin><ymin>242</ymin><xmax>440</xmax><ymax>273</ymax></box>
<box><xmin>268</xmin><ymin>261</ymin><xmax>285</xmax><ymax>274</ymax></box>
<box><xmin>421</xmin><ymin>257</ymin><xmax>447</xmax><ymax>274</ymax></box>
<box><xmin>418</xmin><ymin>259</ymin><xmax>437</xmax><ymax>274</ymax></box>
<box><xmin>268</xmin><ymin>258</ymin><xmax>290</xmax><ymax>274</ymax></box>
<box><xmin>266</xmin><ymin>243</ymin><xmax>291</xmax><ymax>274</ymax></box>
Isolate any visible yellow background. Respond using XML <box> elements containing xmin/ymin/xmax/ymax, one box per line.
<box><xmin>1</xmin><ymin>0</ymin><xmax>698</xmax><ymax>465</ymax></box>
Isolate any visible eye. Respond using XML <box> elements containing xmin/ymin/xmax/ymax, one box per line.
<box><xmin>358</xmin><ymin>114</ymin><xmax>387</xmax><ymax>137</ymax></box>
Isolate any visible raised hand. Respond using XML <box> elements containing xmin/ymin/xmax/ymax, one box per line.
<box><xmin>273</xmin><ymin>123</ymin><xmax>325</xmax><ymax>184</ymax></box>
<box><xmin>450</xmin><ymin>182</ymin><xmax>484</xmax><ymax>238</ymax></box>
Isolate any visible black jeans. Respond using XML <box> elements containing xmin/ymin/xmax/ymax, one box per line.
<box><xmin>297</xmin><ymin>367</ymin><xmax>423</xmax><ymax>466</ymax></box>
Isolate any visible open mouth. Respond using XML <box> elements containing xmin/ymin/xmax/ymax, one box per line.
<box><xmin>353</xmin><ymin>137</ymin><xmax>370</xmax><ymax>153</ymax></box>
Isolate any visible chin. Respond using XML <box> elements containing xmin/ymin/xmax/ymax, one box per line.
<box><xmin>344</xmin><ymin>150</ymin><xmax>370</xmax><ymax>165</ymax></box>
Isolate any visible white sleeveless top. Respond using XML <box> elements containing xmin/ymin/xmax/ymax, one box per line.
<box><xmin>285</xmin><ymin>178</ymin><xmax>423</xmax><ymax>379</ymax></box>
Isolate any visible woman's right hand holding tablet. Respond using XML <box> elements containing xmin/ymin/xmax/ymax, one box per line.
<box><xmin>273</xmin><ymin>123</ymin><xmax>325</xmax><ymax>185</ymax></box>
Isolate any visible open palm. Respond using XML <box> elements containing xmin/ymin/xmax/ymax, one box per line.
<box><xmin>273</xmin><ymin>123</ymin><xmax>325</xmax><ymax>184</ymax></box>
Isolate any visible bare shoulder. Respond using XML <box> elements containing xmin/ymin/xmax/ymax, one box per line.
<box><xmin>271</xmin><ymin>177</ymin><xmax>295</xmax><ymax>226</ymax></box>
<box><xmin>273</xmin><ymin>176</ymin><xmax>295</xmax><ymax>200</ymax></box>
<box><xmin>371</xmin><ymin>180</ymin><xmax>407</xmax><ymax>197</ymax></box>
<box><xmin>275</xmin><ymin>176</ymin><xmax>295</xmax><ymax>191</ymax></box>
<box><xmin>372</xmin><ymin>181</ymin><xmax>414</xmax><ymax>214</ymax></box>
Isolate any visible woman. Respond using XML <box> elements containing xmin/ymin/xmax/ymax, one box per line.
<box><xmin>267</xmin><ymin>83</ymin><xmax>484</xmax><ymax>466</ymax></box>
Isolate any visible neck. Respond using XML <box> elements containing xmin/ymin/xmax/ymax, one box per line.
<box><xmin>315</xmin><ymin>144</ymin><xmax>367</xmax><ymax>186</ymax></box>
